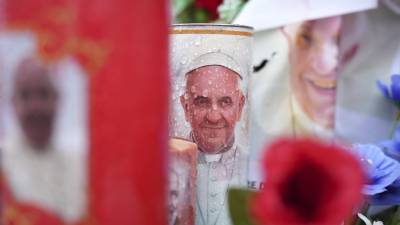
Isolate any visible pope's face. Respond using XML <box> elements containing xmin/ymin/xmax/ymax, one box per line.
<box><xmin>12</xmin><ymin>62</ymin><xmax>58</xmax><ymax>150</ymax></box>
<box><xmin>181</xmin><ymin>65</ymin><xmax>245</xmax><ymax>154</ymax></box>
<box><xmin>288</xmin><ymin>16</ymin><xmax>342</xmax><ymax>128</ymax></box>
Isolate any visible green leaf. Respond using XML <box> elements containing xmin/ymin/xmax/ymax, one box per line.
<box><xmin>218</xmin><ymin>0</ymin><xmax>247</xmax><ymax>23</ymax></box>
<box><xmin>386</xmin><ymin>206</ymin><xmax>400</xmax><ymax>225</ymax></box>
<box><xmin>228</xmin><ymin>188</ymin><xmax>259</xmax><ymax>225</ymax></box>
<box><xmin>370</xmin><ymin>206</ymin><xmax>398</xmax><ymax>225</ymax></box>
<box><xmin>175</xmin><ymin>5</ymin><xmax>210</xmax><ymax>23</ymax></box>
<box><xmin>172</xmin><ymin>0</ymin><xmax>194</xmax><ymax>18</ymax></box>
<box><xmin>193</xmin><ymin>9</ymin><xmax>209</xmax><ymax>23</ymax></box>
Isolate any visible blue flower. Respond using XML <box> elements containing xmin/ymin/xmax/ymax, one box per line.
<box><xmin>377</xmin><ymin>74</ymin><xmax>400</xmax><ymax>107</ymax></box>
<box><xmin>351</xmin><ymin>144</ymin><xmax>400</xmax><ymax>205</ymax></box>
<box><xmin>369</xmin><ymin>179</ymin><xmax>400</xmax><ymax>205</ymax></box>
<box><xmin>380</xmin><ymin>125</ymin><xmax>400</xmax><ymax>160</ymax></box>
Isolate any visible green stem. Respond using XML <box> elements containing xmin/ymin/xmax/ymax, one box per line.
<box><xmin>389</xmin><ymin>111</ymin><xmax>400</xmax><ymax>139</ymax></box>
<box><xmin>388</xmin><ymin>206</ymin><xmax>399</xmax><ymax>225</ymax></box>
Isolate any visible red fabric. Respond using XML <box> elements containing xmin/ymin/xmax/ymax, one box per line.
<box><xmin>1</xmin><ymin>175</ymin><xmax>94</xmax><ymax>225</ymax></box>
<box><xmin>3</xmin><ymin>1</ymin><xmax>169</xmax><ymax>225</ymax></box>
<box><xmin>3</xmin><ymin>204</ymin><xmax>65</xmax><ymax>225</ymax></box>
<box><xmin>1</xmin><ymin>174</ymin><xmax>64</xmax><ymax>225</ymax></box>
<box><xmin>251</xmin><ymin>138</ymin><xmax>365</xmax><ymax>225</ymax></box>
<box><xmin>83</xmin><ymin>1</ymin><xmax>169</xmax><ymax>225</ymax></box>
<box><xmin>5</xmin><ymin>0</ymin><xmax>78</xmax><ymax>61</ymax></box>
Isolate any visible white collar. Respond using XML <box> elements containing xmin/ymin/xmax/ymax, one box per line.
<box><xmin>190</xmin><ymin>132</ymin><xmax>238</xmax><ymax>163</ymax></box>
<box><xmin>2</xmin><ymin>133</ymin><xmax>86</xmax><ymax>223</ymax></box>
<box><xmin>2</xmin><ymin>133</ymin><xmax>57</xmax><ymax>158</ymax></box>
<box><xmin>204</xmin><ymin>154</ymin><xmax>222</xmax><ymax>163</ymax></box>
<box><xmin>198</xmin><ymin>143</ymin><xmax>238</xmax><ymax>164</ymax></box>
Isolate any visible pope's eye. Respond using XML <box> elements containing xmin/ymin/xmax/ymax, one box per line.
<box><xmin>38</xmin><ymin>88</ymin><xmax>52</xmax><ymax>100</ymax></box>
<box><xmin>219</xmin><ymin>97</ymin><xmax>232</xmax><ymax>107</ymax></box>
<box><xmin>299</xmin><ymin>33</ymin><xmax>312</xmax><ymax>47</ymax></box>
<box><xmin>194</xmin><ymin>96</ymin><xmax>210</xmax><ymax>107</ymax></box>
<box><xmin>18</xmin><ymin>90</ymin><xmax>31</xmax><ymax>101</ymax></box>
<box><xmin>296</xmin><ymin>25</ymin><xmax>313</xmax><ymax>49</ymax></box>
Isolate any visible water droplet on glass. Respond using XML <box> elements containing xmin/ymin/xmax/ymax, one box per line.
<box><xmin>194</xmin><ymin>39</ymin><xmax>201</xmax><ymax>46</ymax></box>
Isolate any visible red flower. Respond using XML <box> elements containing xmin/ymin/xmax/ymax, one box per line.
<box><xmin>194</xmin><ymin>0</ymin><xmax>223</xmax><ymax>20</ymax></box>
<box><xmin>251</xmin><ymin>138</ymin><xmax>365</xmax><ymax>225</ymax></box>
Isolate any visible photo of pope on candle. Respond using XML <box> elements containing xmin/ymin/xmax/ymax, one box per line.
<box><xmin>0</xmin><ymin>32</ymin><xmax>88</xmax><ymax>225</ymax></box>
<box><xmin>169</xmin><ymin>24</ymin><xmax>252</xmax><ymax>225</ymax></box>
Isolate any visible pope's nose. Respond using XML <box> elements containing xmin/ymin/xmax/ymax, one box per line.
<box><xmin>311</xmin><ymin>42</ymin><xmax>339</xmax><ymax>76</ymax></box>
<box><xmin>205</xmin><ymin>107</ymin><xmax>223</xmax><ymax>123</ymax></box>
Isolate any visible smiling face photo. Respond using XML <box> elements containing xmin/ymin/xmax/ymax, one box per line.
<box><xmin>286</xmin><ymin>16</ymin><xmax>342</xmax><ymax>129</ymax></box>
<box><xmin>180</xmin><ymin>65</ymin><xmax>245</xmax><ymax>154</ymax></box>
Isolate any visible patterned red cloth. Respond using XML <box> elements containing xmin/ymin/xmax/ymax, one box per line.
<box><xmin>2</xmin><ymin>0</ymin><xmax>169</xmax><ymax>225</ymax></box>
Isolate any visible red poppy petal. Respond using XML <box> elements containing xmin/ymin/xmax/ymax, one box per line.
<box><xmin>252</xmin><ymin>138</ymin><xmax>365</xmax><ymax>225</ymax></box>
